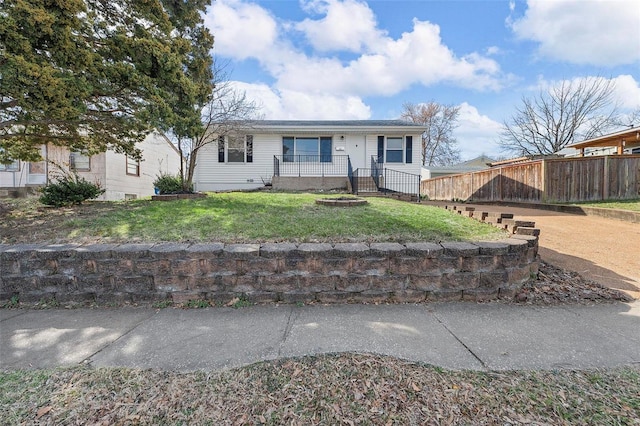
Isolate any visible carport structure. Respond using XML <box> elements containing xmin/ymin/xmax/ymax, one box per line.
<box><xmin>568</xmin><ymin>126</ymin><xmax>640</xmax><ymax>156</ymax></box>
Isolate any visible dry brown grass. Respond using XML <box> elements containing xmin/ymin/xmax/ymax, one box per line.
<box><xmin>2</xmin><ymin>353</ymin><xmax>639</xmax><ymax>425</ymax></box>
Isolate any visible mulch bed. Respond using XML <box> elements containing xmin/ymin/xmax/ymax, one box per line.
<box><xmin>513</xmin><ymin>261</ymin><xmax>634</xmax><ymax>305</ymax></box>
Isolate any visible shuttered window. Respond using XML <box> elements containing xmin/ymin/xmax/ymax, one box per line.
<box><xmin>377</xmin><ymin>136</ymin><xmax>384</xmax><ymax>163</ymax></box>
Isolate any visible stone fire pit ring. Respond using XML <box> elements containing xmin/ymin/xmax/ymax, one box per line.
<box><xmin>315</xmin><ymin>197</ymin><xmax>369</xmax><ymax>207</ymax></box>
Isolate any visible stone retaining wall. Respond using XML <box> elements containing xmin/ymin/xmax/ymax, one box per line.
<box><xmin>0</xmin><ymin>237</ymin><xmax>538</xmax><ymax>305</ymax></box>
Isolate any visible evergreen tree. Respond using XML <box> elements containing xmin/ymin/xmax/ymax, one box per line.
<box><xmin>0</xmin><ymin>0</ymin><xmax>214</xmax><ymax>164</ymax></box>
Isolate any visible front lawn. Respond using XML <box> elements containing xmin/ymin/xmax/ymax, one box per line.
<box><xmin>1</xmin><ymin>192</ymin><xmax>504</xmax><ymax>244</ymax></box>
<box><xmin>2</xmin><ymin>354</ymin><xmax>639</xmax><ymax>425</ymax></box>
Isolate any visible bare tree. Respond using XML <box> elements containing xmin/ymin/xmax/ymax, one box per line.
<box><xmin>614</xmin><ymin>107</ymin><xmax>640</xmax><ymax>128</ymax></box>
<box><xmin>175</xmin><ymin>60</ymin><xmax>262</xmax><ymax>190</ymax></box>
<box><xmin>499</xmin><ymin>77</ymin><xmax>619</xmax><ymax>156</ymax></box>
<box><xmin>400</xmin><ymin>102</ymin><xmax>461</xmax><ymax>166</ymax></box>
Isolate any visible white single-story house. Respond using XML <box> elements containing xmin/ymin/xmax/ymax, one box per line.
<box><xmin>0</xmin><ymin>131</ymin><xmax>181</xmax><ymax>200</ymax></box>
<box><xmin>193</xmin><ymin>120</ymin><xmax>427</xmax><ymax>197</ymax></box>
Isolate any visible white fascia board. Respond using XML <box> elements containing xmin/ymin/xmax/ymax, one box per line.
<box><xmin>254</xmin><ymin>125</ymin><xmax>426</xmax><ymax>134</ymax></box>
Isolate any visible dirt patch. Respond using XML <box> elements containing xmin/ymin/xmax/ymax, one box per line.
<box><xmin>0</xmin><ymin>199</ymin><xmax>123</xmax><ymax>244</ymax></box>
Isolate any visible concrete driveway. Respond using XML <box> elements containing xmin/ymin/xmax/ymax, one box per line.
<box><xmin>426</xmin><ymin>202</ymin><xmax>640</xmax><ymax>298</ymax></box>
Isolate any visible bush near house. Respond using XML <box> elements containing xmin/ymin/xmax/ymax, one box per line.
<box><xmin>153</xmin><ymin>173</ymin><xmax>192</xmax><ymax>194</ymax></box>
<box><xmin>39</xmin><ymin>174</ymin><xmax>105</xmax><ymax>207</ymax></box>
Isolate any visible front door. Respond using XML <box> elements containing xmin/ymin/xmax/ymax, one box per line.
<box><xmin>348</xmin><ymin>135</ymin><xmax>367</xmax><ymax>171</ymax></box>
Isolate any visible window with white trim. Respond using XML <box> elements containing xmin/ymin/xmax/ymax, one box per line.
<box><xmin>70</xmin><ymin>152</ymin><xmax>90</xmax><ymax>171</ymax></box>
<box><xmin>0</xmin><ymin>160</ymin><xmax>20</xmax><ymax>171</ymax></box>
<box><xmin>126</xmin><ymin>156</ymin><xmax>140</xmax><ymax>176</ymax></box>
<box><xmin>282</xmin><ymin>136</ymin><xmax>332</xmax><ymax>162</ymax></box>
<box><xmin>377</xmin><ymin>135</ymin><xmax>413</xmax><ymax>164</ymax></box>
<box><xmin>217</xmin><ymin>135</ymin><xmax>253</xmax><ymax>163</ymax></box>
<box><xmin>386</xmin><ymin>137</ymin><xmax>403</xmax><ymax>163</ymax></box>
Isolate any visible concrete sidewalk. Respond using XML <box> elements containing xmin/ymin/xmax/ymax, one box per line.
<box><xmin>1</xmin><ymin>301</ymin><xmax>639</xmax><ymax>372</ymax></box>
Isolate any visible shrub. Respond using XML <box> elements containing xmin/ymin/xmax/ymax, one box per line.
<box><xmin>153</xmin><ymin>173</ymin><xmax>191</xmax><ymax>194</ymax></box>
<box><xmin>39</xmin><ymin>174</ymin><xmax>105</xmax><ymax>207</ymax></box>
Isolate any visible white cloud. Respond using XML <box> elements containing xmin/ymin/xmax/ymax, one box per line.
<box><xmin>530</xmin><ymin>74</ymin><xmax>640</xmax><ymax>111</ymax></box>
<box><xmin>204</xmin><ymin>0</ymin><xmax>506</xmax><ymax>118</ymax></box>
<box><xmin>204</xmin><ymin>0</ymin><xmax>279</xmax><ymax>60</ymax></box>
<box><xmin>510</xmin><ymin>0</ymin><xmax>640</xmax><ymax>66</ymax></box>
<box><xmin>611</xmin><ymin>75</ymin><xmax>640</xmax><ymax>110</ymax></box>
<box><xmin>231</xmin><ymin>81</ymin><xmax>371</xmax><ymax>119</ymax></box>
<box><xmin>454</xmin><ymin>102</ymin><xmax>503</xmax><ymax>160</ymax></box>
<box><xmin>295</xmin><ymin>0</ymin><xmax>385</xmax><ymax>52</ymax></box>
<box><xmin>276</xmin><ymin>18</ymin><xmax>505</xmax><ymax>97</ymax></box>
<box><xmin>486</xmin><ymin>46</ymin><xmax>502</xmax><ymax>56</ymax></box>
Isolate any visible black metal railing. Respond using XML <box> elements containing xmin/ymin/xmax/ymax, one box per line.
<box><xmin>350</xmin><ymin>155</ymin><xmax>421</xmax><ymax>200</ymax></box>
<box><xmin>273</xmin><ymin>155</ymin><xmax>350</xmax><ymax>177</ymax></box>
<box><xmin>347</xmin><ymin>157</ymin><xmax>354</xmax><ymax>190</ymax></box>
<box><xmin>377</xmin><ymin>168</ymin><xmax>421</xmax><ymax>200</ymax></box>
<box><xmin>351</xmin><ymin>168</ymin><xmax>378</xmax><ymax>193</ymax></box>
<box><xmin>370</xmin><ymin>155</ymin><xmax>383</xmax><ymax>188</ymax></box>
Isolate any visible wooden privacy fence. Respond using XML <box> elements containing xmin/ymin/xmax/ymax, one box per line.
<box><xmin>420</xmin><ymin>155</ymin><xmax>640</xmax><ymax>203</ymax></box>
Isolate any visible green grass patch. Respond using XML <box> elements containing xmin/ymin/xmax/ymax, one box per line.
<box><xmin>567</xmin><ymin>199</ymin><xmax>640</xmax><ymax>212</ymax></box>
<box><xmin>1</xmin><ymin>355</ymin><xmax>638</xmax><ymax>425</ymax></box>
<box><xmin>1</xmin><ymin>192</ymin><xmax>505</xmax><ymax>244</ymax></box>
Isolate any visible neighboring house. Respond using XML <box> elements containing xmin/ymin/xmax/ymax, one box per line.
<box><xmin>0</xmin><ymin>131</ymin><xmax>181</xmax><ymax>200</ymax></box>
<box><xmin>563</xmin><ymin>126</ymin><xmax>640</xmax><ymax>157</ymax></box>
<box><xmin>421</xmin><ymin>155</ymin><xmax>495</xmax><ymax>180</ymax></box>
<box><xmin>193</xmin><ymin>120</ymin><xmax>426</xmax><ymax>196</ymax></box>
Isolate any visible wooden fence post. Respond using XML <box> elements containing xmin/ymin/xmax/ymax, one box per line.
<box><xmin>541</xmin><ymin>159</ymin><xmax>547</xmax><ymax>203</ymax></box>
<box><xmin>602</xmin><ymin>155</ymin><xmax>609</xmax><ymax>201</ymax></box>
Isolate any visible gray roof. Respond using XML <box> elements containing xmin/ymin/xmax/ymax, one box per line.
<box><xmin>256</xmin><ymin>120</ymin><xmax>420</xmax><ymax>127</ymax></box>
<box><xmin>423</xmin><ymin>155</ymin><xmax>496</xmax><ymax>173</ymax></box>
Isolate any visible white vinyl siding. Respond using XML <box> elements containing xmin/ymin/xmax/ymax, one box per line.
<box><xmin>194</xmin><ymin>134</ymin><xmax>279</xmax><ymax>191</ymax></box>
<box><xmin>193</xmin><ymin>131</ymin><xmax>423</xmax><ymax>192</ymax></box>
<box><xmin>103</xmin><ymin>132</ymin><xmax>181</xmax><ymax>200</ymax></box>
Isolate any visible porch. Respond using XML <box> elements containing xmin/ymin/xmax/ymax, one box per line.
<box><xmin>272</xmin><ymin>155</ymin><xmax>421</xmax><ymax>200</ymax></box>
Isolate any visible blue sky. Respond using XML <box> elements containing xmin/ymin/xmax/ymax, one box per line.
<box><xmin>203</xmin><ymin>0</ymin><xmax>640</xmax><ymax>160</ymax></box>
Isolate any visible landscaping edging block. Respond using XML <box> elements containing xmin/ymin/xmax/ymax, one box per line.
<box><xmin>0</xmin><ymin>238</ymin><xmax>539</xmax><ymax>305</ymax></box>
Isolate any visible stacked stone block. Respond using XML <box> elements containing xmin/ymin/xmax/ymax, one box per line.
<box><xmin>0</xmin><ymin>236</ymin><xmax>538</xmax><ymax>305</ymax></box>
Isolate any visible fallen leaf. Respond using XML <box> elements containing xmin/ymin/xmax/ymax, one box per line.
<box><xmin>36</xmin><ymin>406</ymin><xmax>52</xmax><ymax>419</ymax></box>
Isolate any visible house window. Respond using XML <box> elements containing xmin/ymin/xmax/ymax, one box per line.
<box><xmin>282</xmin><ymin>136</ymin><xmax>332</xmax><ymax>162</ymax></box>
<box><xmin>218</xmin><ymin>135</ymin><xmax>254</xmax><ymax>163</ymax></box>
<box><xmin>70</xmin><ymin>152</ymin><xmax>90</xmax><ymax>171</ymax></box>
<box><xmin>386</xmin><ymin>137</ymin><xmax>403</xmax><ymax>163</ymax></box>
<box><xmin>378</xmin><ymin>136</ymin><xmax>413</xmax><ymax>164</ymax></box>
<box><xmin>126</xmin><ymin>156</ymin><xmax>140</xmax><ymax>176</ymax></box>
<box><xmin>0</xmin><ymin>160</ymin><xmax>20</xmax><ymax>171</ymax></box>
